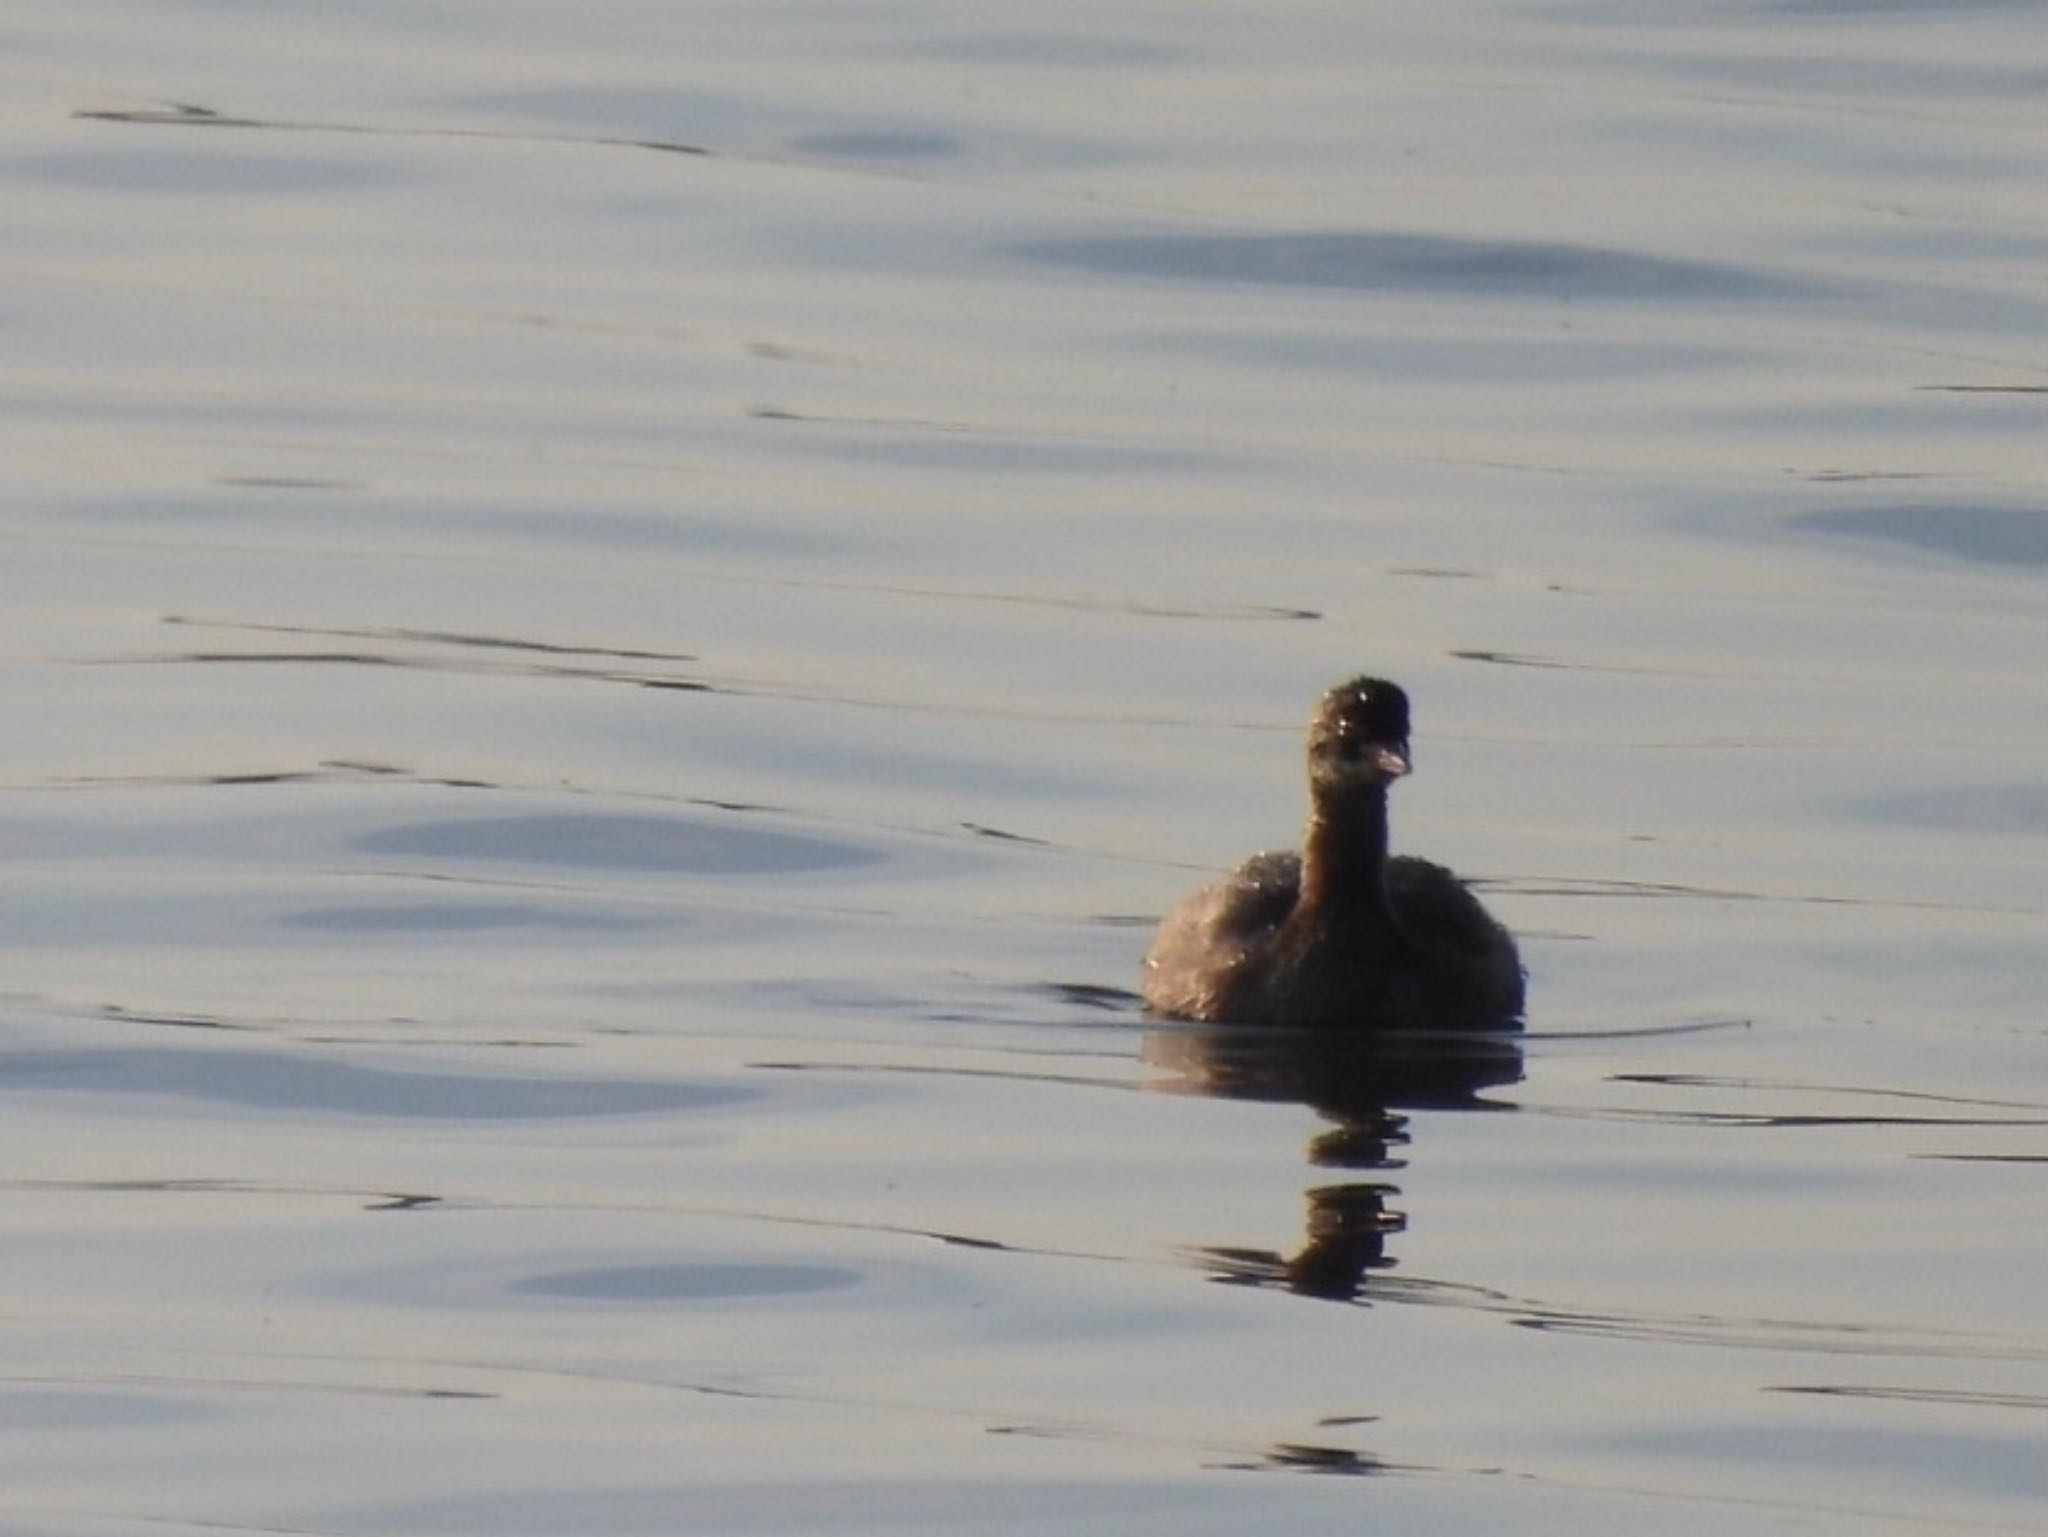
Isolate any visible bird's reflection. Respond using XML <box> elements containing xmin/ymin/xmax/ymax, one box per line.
<box><xmin>1145</xmin><ymin>1025</ymin><xmax>1522</xmax><ymax>1302</ymax></box>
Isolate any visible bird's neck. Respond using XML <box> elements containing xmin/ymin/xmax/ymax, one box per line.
<box><xmin>1300</xmin><ymin>784</ymin><xmax>1396</xmax><ymax>922</ymax></box>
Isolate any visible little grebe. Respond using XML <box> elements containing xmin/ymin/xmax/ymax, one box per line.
<box><xmin>1142</xmin><ymin>676</ymin><xmax>1523</xmax><ymax>1030</ymax></box>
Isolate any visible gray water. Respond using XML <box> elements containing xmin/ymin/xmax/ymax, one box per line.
<box><xmin>3</xmin><ymin>3</ymin><xmax>2044</xmax><ymax>1532</ymax></box>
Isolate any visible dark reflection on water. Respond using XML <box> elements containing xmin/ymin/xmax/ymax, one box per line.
<box><xmin>1147</xmin><ymin>1027</ymin><xmax>1523</xmax><ymax>1114</ymax></box>
<box><xmin>0</xmin><ymin>1389</ymin><xmax>207</xmax><ymax>1431</ymax></box>
<box><xmin>1762</xmin><ymin>0</ymin><xmax>2036</xmax><ymax>13</ymax></box>
<box><xmin>356</xmin><ymin>812</ymin><xmax>880</xmax><ymax>875</ymax></box>
<box><xmin>1148</xmin><ymin>1027</ymin><xmax>1521</xmax><ymax>1303</ymax></box>
<box><xmin>0</xmin><ymin>1048</ymin><xmax>748</xmax><ymax>1120</ymax></box>
<box><xmin>1593</xmin><ymin>1420</ymin><xmax>2047</xmax><ymax>1504</ymax></box>
<box><xmin>1244</xmin><ymin>1443</ymin><xmax>1393</xmax><ymax>1476</ymax></box>
<box><xmin>1790</xmin><ymin>503</ymin><xmax>2048</xmax><ymax>568</ymax></box>
<box><xmin>13</xmin><ymin>147</ymin><xmax>391</xmax><ymax>194</ymax></box>
<box><xmin>1857</xmin><ymin>784</ymin><xmax>2048</xmax><ymax>836</ymax></box>
<box><xmin>1191</xmin><ymin>1440</ymin><xmax>1401</xmax><ymax>1477</ymax></box>
<box><xmin>1011</xmin><ymin>229</ymin><xmax>1814</xmax><ymax>302</ymax></box>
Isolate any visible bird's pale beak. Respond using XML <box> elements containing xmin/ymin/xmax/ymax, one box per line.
<box><xmin>1372</xmin><ymin>742</ymin><xmax>1412</xmax><ymax>778</ymax></box>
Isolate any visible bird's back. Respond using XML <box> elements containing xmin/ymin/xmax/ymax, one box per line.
<box><xmin>1141</xmin><ymin>850</ymin><xmax>1301</xmax><ymax>1020</ymax></box>
<box><xmin>1143</xmin><ymin>850</ymin><xmax>1521</xmax><ymax>1027</ymax></box>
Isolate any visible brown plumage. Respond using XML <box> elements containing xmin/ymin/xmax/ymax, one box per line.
<box><xmin>1142</xmin><ymin>676</ymin><xmax>1523</xmax><ymax>1030</ymax></box>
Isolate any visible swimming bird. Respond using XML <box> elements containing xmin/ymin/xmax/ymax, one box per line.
<box><xmin>1142</xmin><ymin>676</ymin><xmax>1523</xmax><ymax>1030</ymax></box>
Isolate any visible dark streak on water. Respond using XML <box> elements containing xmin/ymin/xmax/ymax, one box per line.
<box><xmin>73</xmin><ymin>102</ymin><xmax>711</xmax><ymax>159</ymax></box>
<box><xmin>163</xmin><ymin>614</ymin><xmax>700</xmax><ymax>663</ymax></box>
<box><xmin>0</xmin><ymin>1048</ymin><xmax>745</xmax><ymax>1119</ymax></box>
<box><xmin>1860</xmin><ymin>784</ymin><xmax>2048</xmax><ymax>836</ymax></box>
<box><xmin>1790</xmin><ymin>503</ymin><xmax>2048</xmax><ymax>569</ymax></box>
<box><xmin>1009</xmin><ymin>230</ymin><xmax>1825</xmax><ymax>303</ymax></box>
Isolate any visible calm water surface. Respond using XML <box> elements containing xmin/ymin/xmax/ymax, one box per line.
<box><xmin>2</xmin><ymin>2</ymin><xmax>2043</xmax><ymax>1533</ymax></box>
